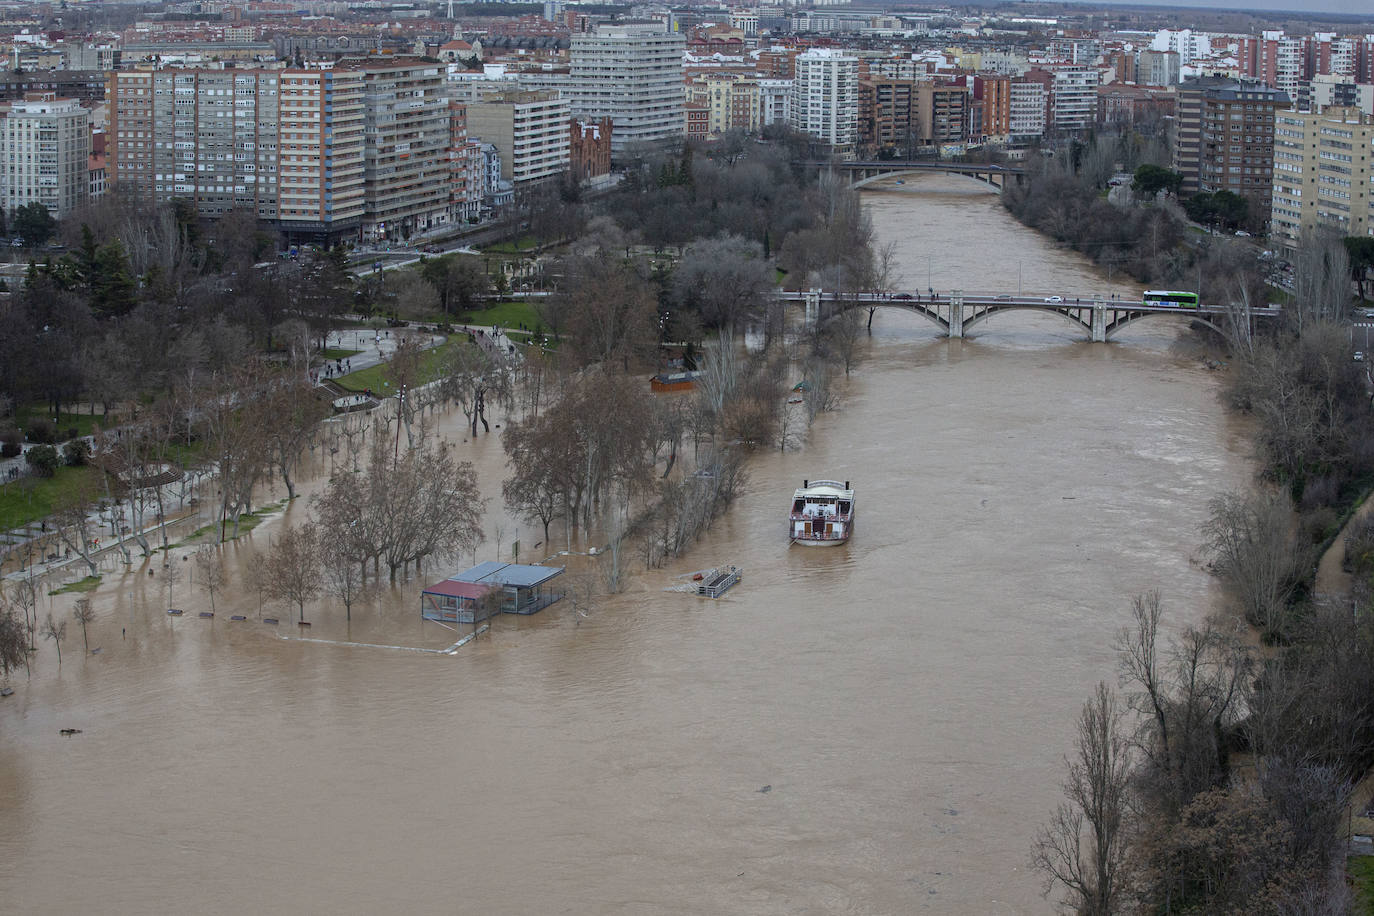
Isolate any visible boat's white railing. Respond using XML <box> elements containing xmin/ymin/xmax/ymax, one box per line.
<box><xmin>805</xmin><ymin>480</ymin><xmax>849</xmax><ymax>491</ymax></box>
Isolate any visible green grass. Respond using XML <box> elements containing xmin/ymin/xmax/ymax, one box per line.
<box><xmin>459</xmin><ymin>300</ymin><xmax>541</xmax><ymax>330</ymax></box>
<box><xmin>14</xmin><ymin>407</ymin><xmax>108</xmax><ymax>440</ymax></box>
<box><xmin>51</xmin><ymin>575</ymin><xmax>101</xmax><ymax>595</ymax></box>
<box><xmin>321</xmin><ymin>348</ymin><xmax>363</xmax><ymax>360</ymax></box>
<box><xmin>0</xmin><ymin>465</ymin><xmax>102</xmax><ymax>532</ymax></box>
<box><xmin>334</xmin><ymin>338</ymin><xmax>463</xmax><ymax>394</ymax></box>
<box><xmin>175</xmin><ymin>499</ymin><xmax>288</xmax><ymax>546</ymax></box>
<box><xmin>1351</xmin><ymin>856</ymin><xmax>1374</xmax><ymax>915</ymax></box>
<box><xmin>483</xmin><ymin>236</ymin><xmax>537</xmax><ymax>254</ymax></box>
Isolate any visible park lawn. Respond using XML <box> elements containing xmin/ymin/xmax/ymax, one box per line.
<box><xmin>51</xmin><ymin>576</ymin><xmax>101</xmax><ymax>596</ymax></box>
<box><xmin>0</xmin><ymin>464</ymin><xmax>103</xmax><ymax>532</ymax></box>
<box><xmin>334</xmin><ymin>337</ymin><xmax>463</xmax><ymax>393</ymax></box>
<box><xmin>1352</xmin><ymin>856</ymin><xmax>1374</xmax><ymax>915</ymax></box>
<box><xmin>506</xmin><ymin>331</ymin><xmax>559</xmax><ymax>351</ymax></box>
<box><xmin>322</xmin><ymin>348</ymin><xmax>363</xmax><ymax>360</ymax></box>
<box><xmin>460</xmin><ymin>300</ymin><xmax>541</xmax><ymax>330</ymax></box>
<box><xmin>177</xmin><ymin>499</ymin><xmax>288</xmax><ymax>546</ymax></box>
<box><xmin>483</xmin><ymin>236</ymin><xmax>537</xmax><ymax>254</ymax></box>
<box><xmin>15</xmin><ymin>406</ymin><xmax>108</xmax><ymax>439</ymax></box>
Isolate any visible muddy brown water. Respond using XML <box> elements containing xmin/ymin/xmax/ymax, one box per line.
<box><xmin>0</xmin><ymin>175</ymin><xmax>1253</xmax><ymax>913</ymax></box>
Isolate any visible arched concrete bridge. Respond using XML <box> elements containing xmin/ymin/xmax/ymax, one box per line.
<box><xmin>778</xmin><ymin>289</ymin><xmax>1280</xmax><ymax>343</ymax></box>
<box><xmin>799</xmin><ymin>160</ymin><xmax>1025</xmax><ymax>191</ymax></box>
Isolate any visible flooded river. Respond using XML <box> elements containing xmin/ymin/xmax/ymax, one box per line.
<box><xmin>0</xmin><ymin>174</ymin><xmax>1252</xmax><ymax>913</ymax></box>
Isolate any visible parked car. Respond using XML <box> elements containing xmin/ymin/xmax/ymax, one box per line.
<box><xmin>1356</xmin><ymin>352</ymin><xmax>1365</xmax><ymax>362</ymax></box>
<box><xmin>10</xmin><ymin>237</ymin><xmax>23</xmax><ymax>248</ymax></box>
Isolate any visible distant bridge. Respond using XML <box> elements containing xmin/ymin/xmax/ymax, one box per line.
<box><xmin>778</xmin><ymin>289</ymin><xmax>1280</xmax><ymax>343</ymax></box>
<box><xmin>798</xmin><ymin>159</ymin><xmax>1025</xmax><ymax>191</ymax></box>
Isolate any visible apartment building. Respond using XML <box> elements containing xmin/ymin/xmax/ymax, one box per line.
<box><xmin>759</xmin><ymin>79</ymin><xmax>791</xmax><ymax>127</ymax></box>
<box><xmin>1138</xmin><ymin>50</ymin><xmax>1181</xmax><ymax>87</ymax></box>
<box><xmin>448</xmin><ymin>102</ymin><xmax>483</xmax><ymax>224</ymax></box>
<box><xmin>1008</xmin><ymin>80</ymin><xmax>1046</xmax><ymax>138</ymax></box>
<box><xmin>1049</xmin><ymin>65</ymin><xmax>1098</xmax><ymax>132</ymax></box>
<box><xmin>858</xmin><ymin>79</ymin><xmax>915</xmax><ymax>154</ymax></box>
<box><xmin>466</xmin><ymin>89</ymin><xmax>570</xmax><ymax>185</ymax></box>
<box><xmin>1271</xmin><ymin>107</ymin><xmax>1374</xmax><ymax>254</ymax></box>
<box><xmin>975</xmin><ymin>75</ymin><xmax>1011</xmax><ymax>139</ymax></box>
<box><xmin>278</xmin><ymin>67</ymin><xmax>365</xmax><ymax>244</ymax></box>
<box><xmin>106</xmin><ymin>69</ymin><xmax>279</xmax><ymax>220</ymax></box>
<box><xmin>915</xmin><ymin>83</ymin><xmax>969</xmax><ymax>147</ymax></box>
<box><xmin>686</xmin><ymin>73</ymin><xmax>762</xmax><ymax>135</ymax></box>
<box><xmin>357</xmin><ymin>59</ymin><xmax>450</xmax><ymax>242</ymax></box>
<box><xmin>790</xmin><ymin>48</ymin><xmax>858</xmax><ymax>155</ymax></box>
<box><xmin>0</xmin><ymin>93</ymin><xmax>90</xmax><ymax>219</ymax></box>
<box><xmin>566</xmin><ymin>25</ymin><xmax>685</xmax><ymax>158</ymax></box>
<box><xmin>1174</xmin><ymin>77</ymin><xmax>1287</xmax><ymax>228</ymax></box>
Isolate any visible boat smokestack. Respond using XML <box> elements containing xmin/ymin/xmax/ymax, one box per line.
<box><xmin>803</xmin><ymin>479</ymin><xmax>808</xmax><ymax>488</ymax></box>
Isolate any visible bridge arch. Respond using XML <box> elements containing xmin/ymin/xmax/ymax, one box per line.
<box><xmin>961</xmin><ymin>305</ymin><xmax>1092</xmax><ymax>338</ymax></box>
<box><xmin>1103</xmin><ymin>311</ymin><xmax>1225</xmax><ymax>341</ymax></box>
<box><xmin>824</xmin><ymin>300</ymin><xmax>952</xmax><ymax>335</ymax></box>
<box><xmin>848</xmin><ymin>169</ymin><xmax>1005</xmax><ymax>192</ymax></box>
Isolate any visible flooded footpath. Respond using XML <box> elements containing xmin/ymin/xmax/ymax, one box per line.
<box><xmin>0</xmin><ymin>174</ymin><xmax>1253</xmax><ymax>914</ymax></box>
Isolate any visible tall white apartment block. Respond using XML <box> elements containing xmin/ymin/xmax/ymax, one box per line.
<box><xmin>1270</xmin><ymin>107</ymin><xmax>1374</xmax><ymax>255</ymax></box>
<box><xmin>759</xmin><ymin>79</ymin><xmax>792</xmax><ymax>127</ymax></box>
<box><xmin>1009</xmin><ymin>80</ymin><xmax>1046</xmax><ymax>137</ymax></box>
<box><xmin>1050</xmin><ymin>66</ymin><xmax>1097</xmax><ymax>132</ymax></box>
<box><xmin>0</xmin><ymin>94</ymin><xmax>90</xmax><ymax>219</ymax></box>
<box><xmin>155</xmin><ymin>70</ymin><xmax>278</xmax><ymax>219</ymax></box>
<box><xmin>567</xmin><ymin>25</ymin><xmax>685</xmax><ymax>158</ymax></box>
<box><xmin>357</xmin><ymin>59</ymin><xmax>451</xmax><ymax>241</ymax></box>
<box><xmin>108</xmin><ymin>69</ymin><xmax>279</xmax><ymax>220</ymax></box>
<box><xmin>1151</xmin><ymin>29</ymin><xmax>1213</xmax><ymax>65</ymax></box>
<box><xmin>466</xmin><ymin>89</ymin><xmax>570</xmax><ymax>184</ymax></box>
<box><xmin>789</xmin><ymin>48</ymin><xmax>858</xmax><ymax>152</ymax></box>
<box><xmin>278</xmin><ymin>67</ymin><xmax>366</xmax><ymax>240</ymax></box>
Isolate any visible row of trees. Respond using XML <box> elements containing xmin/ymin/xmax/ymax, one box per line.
<box><xmin>1035</xmin><ymin>223</ymin><xmax>1371</xmax><ymax>911</ymax></box>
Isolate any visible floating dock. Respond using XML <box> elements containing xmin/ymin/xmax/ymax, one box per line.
<box><xmin>696</xmin><ymin>566</ymin><xmax>743</xmax><ymax>598</ymax></box>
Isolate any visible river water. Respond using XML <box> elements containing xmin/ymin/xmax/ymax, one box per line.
<box><xmin>0</xmin><ymin>174</ymin><xmax>1252</xmax><ymax>913</ymax></box>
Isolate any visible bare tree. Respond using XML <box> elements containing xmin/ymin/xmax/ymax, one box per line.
<box><xmin>1202</xmin><ymin>491</ymin><xmax>1310</xmax><ymax>639</ymax></box>
<box><xmin>1116</xmin><ymin>592</ymin><xmax>1252</xmax><ymax>818</ymax></box>
<box><xmin>194</xmin><ymin>546</ymin><xmax>227</xmax><ymax>613</ymax></box>
<box><xmin>41</xmin><ymin>612</ymin><xmax>67</xmax><ymax>664</ymax></box>
<box><xmin>52</xmin><ymin>473</ymin><xmax>104</xmax><ymax>578</ymax></box>
<box><xmin>0</xmin><ymin>608</ymin><xmax>28</xmax><ymax>679</ymax></box>
<box><xmin>11</xmin><ymin>578</ymin><xmax>38</xmax><ymax>659</ymax></box>
<box><xmin>263</xmin><ymin>522</ymin><xmax>322</xmax><ymax>623</ymax></box>
<box><xmin>261</xmin><ymin>370</ymin><xmax>329</xmax><ymax>500</ymax></box>
<box><xmin>438</xmin><ymin>340</ymin><xmax>515</xmax><ymax>438</ymax></box>
<box><xmin>1032</xmin><ymin>682</ymin><xmax>1134</xmax><ymax>915</ymax></box>
<box><xmin>72</xmin><ymin>598</ymin><xmax>95</xmax><ymax>654</ymax></box>
<box><xmin>319</xmin><ymin>524</ymin><xmax>364</xmax><ymax>622</ymax></box>
<box><xmin>673</xmin><ymin>234</ymin><xmax>776</xmax><ymax>333</ymax></box>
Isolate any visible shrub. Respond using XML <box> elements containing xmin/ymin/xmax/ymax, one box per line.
<box><xmin>25</xmin><ymin>417</ymin><xmax>55</xmax><ymax>444</ymax></box>
<box><xmin>25</xmin><ymin>444</ymin><xmax>59</xmax><ymax>477</ymax></box>
<box><xmin>1299</xmin><ymin>506</ymin><xmax>1339</xmax><ymax>546</ymax></box>
<box><xmin>62</xmin><ymin>439</ymin><xmax>90</xmax><ymax>467</ymax></box>
<box><xmin>0</xmin><ymin>428</ymin><xmax>20</xmax><ymax>458</ymax></box>
<box><xmin>64</xmin><ymin>426</ymin><xmax>79</xmax><ymax>442</ymax></box>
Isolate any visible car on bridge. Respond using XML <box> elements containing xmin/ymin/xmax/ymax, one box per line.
<box><xmin>1044</xmin><ymin>295</ymin><xmax>1064</xmax><ymax>304</ymax></box>
<box><xmin>995</xmin><ymin>295</ymin><xmax>1013</xmax><ymax>301</ymax></box>
<box><xmin>893</xmin><ymin>293</ymin><xmax>913</xmax><ymax>300</ymax></box>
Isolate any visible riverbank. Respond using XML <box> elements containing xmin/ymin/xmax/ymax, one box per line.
<box><xmin>0</xmin><ymin>177</ymin><xmax>1252</xmax><ymax>913</ymax></box>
